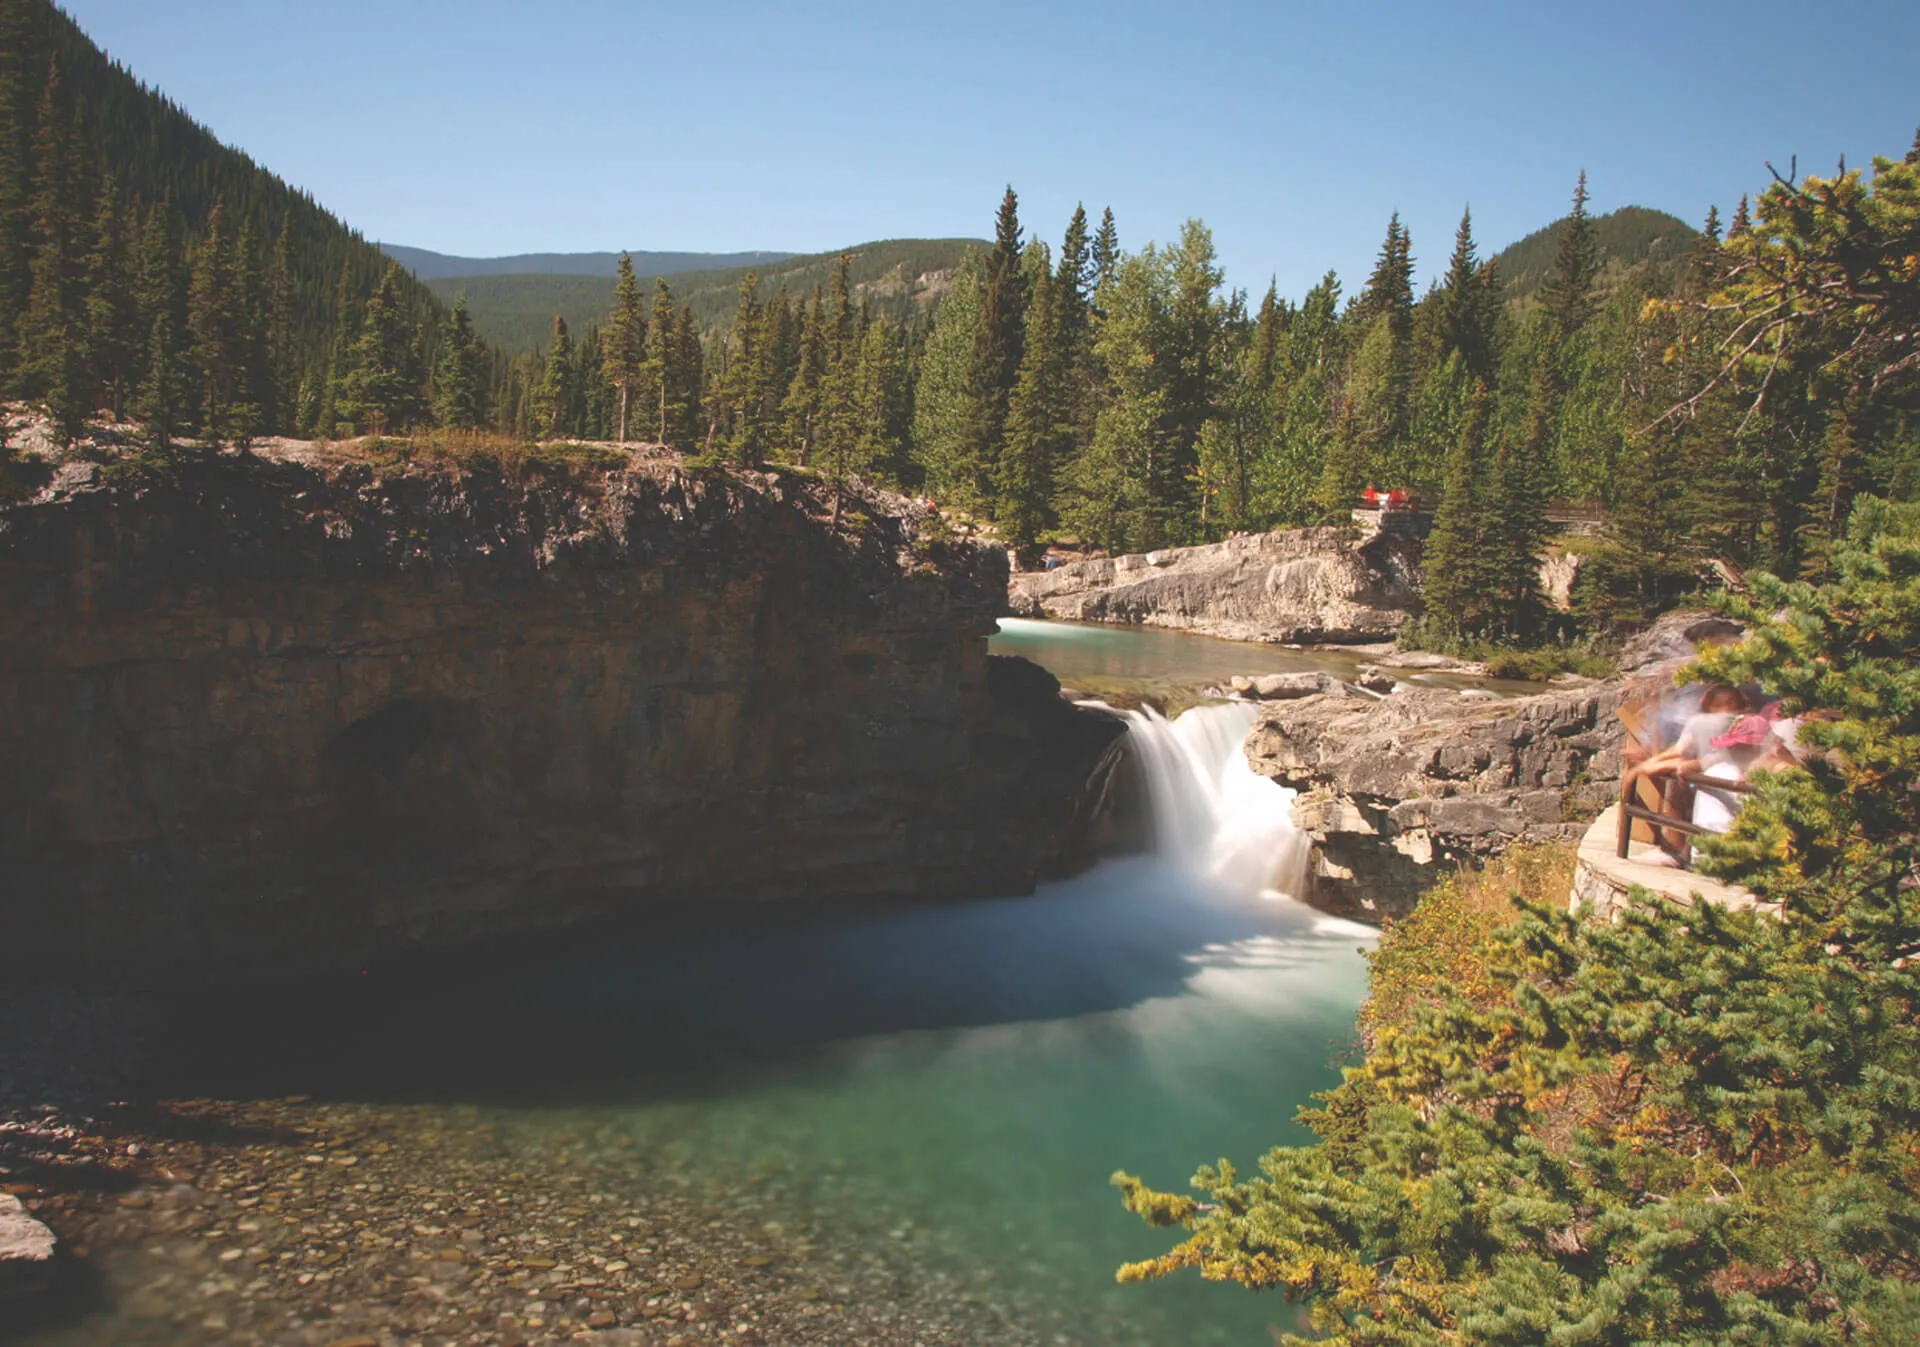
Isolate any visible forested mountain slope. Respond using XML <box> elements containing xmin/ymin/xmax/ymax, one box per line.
<box><xmin>432</xmin><ymin>238</ymin><xmax>982</xmax><ymax>354</ymax></box>
<box><xmin>0</xmin><ymin>0</ymin><xmax>441</xmax><ymax>437</ymax></box>
<box><xmin>382</xmin><ymin>244</ymin><xmax>795</xmax><ymax>282</ymax></box>
<box><xmin>1491</xmin><ymin>204</ymin><xmax>1696</xmax><ymax>305</ymax></box>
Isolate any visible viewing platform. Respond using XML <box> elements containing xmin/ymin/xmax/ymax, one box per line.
<box><xmin>1570</xmin><ymin>805</ymin><xmax>1779</xmax><ymax>920</ymax></box>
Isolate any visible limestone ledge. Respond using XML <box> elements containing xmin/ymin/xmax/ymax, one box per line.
<box><xmin>1007</xmin><ymin>525</ymin><xmax>1421</xmax><ymax>644</ymax></box>
<box><xmin>0</xmin><ymin>454</ymin><xmax>1121</xmax><ymax>973</ymax></box>
<box><xmin>1245</xmin><ymin>683</ymin><xmax>1624</xmax><ymax>922</ymax></box>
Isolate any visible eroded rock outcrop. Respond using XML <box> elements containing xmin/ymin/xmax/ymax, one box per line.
<box><xmin>0</xmin><ymin>452</ymin><xmax>1119</xmax><ymax>973</ymax></box>
<box><xmin>1246</xmin><ymin>684</ymin><xmax>1624</xmax><ymax>921</ymax></box>
<box><xmin>1007</xmin><ymin>525</ymin><xmax>1421</xmax><ymax>643</ymax></box>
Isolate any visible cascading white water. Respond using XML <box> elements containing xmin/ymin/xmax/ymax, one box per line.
<box><xmin>1122</xmin><ymin>702</ymin><xmax>1312</xmax><ymax>900</ymax></box>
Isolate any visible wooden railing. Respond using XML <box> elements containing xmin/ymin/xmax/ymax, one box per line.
<box><xmin>1616</xmin><ymin>771</ymin><xmax>1757</xmax><ymax>869</ymax></box>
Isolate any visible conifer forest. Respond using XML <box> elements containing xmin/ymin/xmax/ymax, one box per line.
<box><xmin>5</xmin><ymin>0</ymin><xmax>1915</xmax><ymax>649</ymax></box>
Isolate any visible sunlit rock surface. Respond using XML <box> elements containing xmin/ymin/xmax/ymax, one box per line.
<box><xmin>0</xmin><ymin>452</ymin><xmax>1118</xmax><ymax>973</ymax></box>
<box><xmin>1244</xmin><ymin>684</ymin><xmax>1625</xmax><ymax>921</ymax></box>
<box><xmin>1006</xmin><ymin>525</ymin><xmax>1421</xmax><ymax>644</ymax></box>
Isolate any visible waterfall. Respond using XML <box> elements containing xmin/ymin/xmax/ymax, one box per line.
<box><xmin>1122</xmin><ymin>702</ymin><xmax>1311</xmax><ymax>900</ymax></box>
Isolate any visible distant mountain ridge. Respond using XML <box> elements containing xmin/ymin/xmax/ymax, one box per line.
<box><xmin>1489</xmin><ymin>206</ymin><xmax>1697</xmax><ymax>305</ymax></box>
<box><xmin>432</xmin><ymin>238</ymin><xmax>985</xmax><ymax>354</ymax></box>
<box><xmin>381</xmin><ymin>245</ymin><xmax>797</xmax><ymax>281</ymax></box>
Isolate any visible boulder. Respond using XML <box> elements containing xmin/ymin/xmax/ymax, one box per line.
<box><xmin>1229</xmin><ymin>671</ymin><xmax>1353</xmax><ymax>700</ymax></box>
<box><xmin>0</xmin><ymin>1194</ymin><xmax>55</xmax><ymax>1300</ymax></box>
<box><xmin>1619</xmin><ymin>609</ymin><xmax>1745</xmax><ymax>674</ymax></box>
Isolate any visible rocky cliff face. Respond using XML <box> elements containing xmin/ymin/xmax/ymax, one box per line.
<box><xmin>1246</xmin><ymin>684</ymin><xmax>1624</xmax><ymax>921</ymax></box>
<box><xmin>0</xmin><ymin>450</ymin><xmax>1119</xmax><ymax>974</ymax></box>
<box><xmin>1006</xmin><ymin>524</ymin><xmax>1421</xmax><ymax>644</ymax></box>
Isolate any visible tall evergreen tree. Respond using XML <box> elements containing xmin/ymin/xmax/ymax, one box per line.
<box><xmin>717</xmin><ymin>272</ymin><xmax>772</xmax><ymax>465</ymax></box>
<box><xmin>1539</xmin><ymin>171</ymin><xmax>1598</xmax><ymax>340</ymax></box>
<box><xmin>602</xmin><ymin>252</ymin><xmax>647</xmax><ymax>442</ymax></box>
<box><xmin>912</xmin><ymin>250</ymin><xmax>984</xmax><ymax>504</ymax></box>
<box><xmin>1091</xmin><ymin>206</ymin><xmax>1119</xmax><ymax>294</ymax></box>
<box><xmin>0</xmin><ymin>0</ymin><xmax>38</xmax><ymax>389</ymax></box>
<box><xmin>432</xmin><ymin>294</ymin><xmax>484</xmax><ymax>430</ymax></box>
<box><xmin>82</xmin><ymin>178</ymin><xmax>137</xmax><ymax>420</ymax></box>
<box><xmin>186</xmin><ymin>203</ymin><xmax>251</xmax><ymax>442</ymax></box>
<box><xmin>19</xmin><ymin>54</ymin><xmax>92</xmax><ymax>440</ymax></box>
<box><xmin>1484</xmin><ymin>366</ymin><xmax>1556</xmax><ymax>635</ymax></box>
<box><xmin>338</xmin><ymin>262</ymin><xmax>427</xmax><ymax>436</ymax></box>
<box><xmin>671</xmin><ymin>303</ymin><xmax>702</xmax><ymax>450</ymax></box>
<box><xmin>964</xmin><ymin>188</ymin><xmax>1027</xmax><ymax>507</ymax></box>
<box><xmin>1436</xmin><ymin>207</ymin><xmax>1496</xmax><ymax>380</ymax></box>
<box><xmin>1418</xmin><ymin>381</ymin><xmax>1494</xmax><ymax>633</ymax></box>
<box><xmin>997</xmin><ymin>263</ymin><xmax>1062</xmax><ymax>551</ymax></box>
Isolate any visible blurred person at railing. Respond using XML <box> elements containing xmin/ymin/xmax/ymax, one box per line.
<box><xmin>1624</xmin><ymin>685</ymin><xmax>1770</xmax><ymax>838</ymax></box>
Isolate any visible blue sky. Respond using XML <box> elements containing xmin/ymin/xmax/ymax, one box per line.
<box><xmin>58</xmin><ymin>0</ymin><xmax>1920</xmax><ymax>298</ymax></box>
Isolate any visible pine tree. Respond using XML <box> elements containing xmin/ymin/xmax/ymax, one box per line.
<box><xmin>132</xmin><ymin>202</ymin><xmax>188</xmax><ymax>433</ymax></box>
<box><xmin>645</xmin><ymin>277</ymin><xmax>677</xmax><ymax>444</ymax></box>
<box><xmin>529</xmin><ymin>316</ymin><xmax>575</xmax><ymax>440</ymax></box>
<box><xmin>133</xmin><ymin>306</ymin><xmax>185</xmax><ymax>451</ymax></box>
<box><xmin>965</xmin><ymin>189</ymin><xmax>1027</xmax><ymax>508</ymax></box>
<box><xmin>996</xmin><ymin>263</ymin><xmax>1061</xmax><ymax>551</ymax></box>
<box><xmin>82</xmin><ymin>178</ymin><xmax>137</xmax><ymax>420</ymax></box>
<box><xmin>19</xmin><ymin>54</ymin><xmax>93</xmax><ymax>441</ymax></box>
<box><xmin>265</xmin><ymin>221</ymin><xmax>295</xmax><ymax>429</ymax></box>
<box><xmin>1539</xmin><ymin>171</ymin><xmax>1598</xmax><ymax>340</ymax></box>
<box><xmin>433</xmin><ymin>294</ymin><xmax>484</xmax><ymax>430</ymax></box>
<box><xmin>911</xmin><ymin>250</ymin><xmax>983</xmax><ymax>504</ymax></box>
<box><xmin>1309</xmin><ymin>403</ymin><xmax>1366</xmax><ymax>523</ymax></box>
<box><xmin>187</xmin><ymin>203</ymin><xmax>249</xmax><ymax>443</ymax></box>
<box><xmin>1727</xmin><ymin>193</ymin><xmax>1751</xmax><ymax>237</ymax></box>
<box><xmin>1484</xmin><ymin>366</ymin><xmax>1555</xmax><ymax>635</ymax></box>
<box><xmin>1419</xmin><ymin>382</ymin><xmax>1493</xmax><ymax>634</ymax></box>
<box><xmin>1800</xmin><ymin>406</ymin><xmax>1862</xmax><ymax>578</ymax></box>
<box><xmin>1091</xmin><ymin>206</ymin><xmax>1119</xmax><ymax>294</ymax></box>
<box><xmin>781</xmin><ymin>288</ymin><xmax>826</xmax><ymax>465</ymax></box>
<box><xmin>336</xmin><ymin>262</ymin><xmax>425</xmax><ymax>436</ymax></box>
<box><xmin>0</xmin><ymin>0</ymin><xmax>38</xmax><ymax>389</ymax></box>
<box><xmin>670</xmin><ymin>303</ymin><xmax>701</xmax><ymax>450</ymax></box>
<box><xmin>1436</xmin><ymin>207</ymin><xmax>1495</xmax><ymax>380</ymax></box>
<box><xmin>850</xmin><ymin>316</ymin><xmax>910</xmax><ymax>485</ymax></box>
<box><xmin>717</xmin><ymin>272</ymin><xmax>769</xmax><ymax>465</ymax></box>
<box><xmin>603</xmin><ymin>252</ymin><xmax>646</xmax><ymax>442</ymax></box>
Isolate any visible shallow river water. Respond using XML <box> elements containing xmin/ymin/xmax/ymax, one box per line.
<box><xmin>16</xmin><ymin>620</ymin><xmax>1379</xmax><ymax>1346</ymax></box>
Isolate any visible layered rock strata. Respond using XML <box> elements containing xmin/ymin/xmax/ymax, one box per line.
<box><xmin>0</xmin><ymin>452</ymin><xmax>1119</xmax><ymax>973</ymax></box>
<box><xmin>1007</xmin><ymin>525</ymin><xmax>1421</xmax><ymax>644</ymax></box>
<box><xmin>1245</xmin><ymin>683</ymin><xmax>1625</xmax><ymax>921</ymax></box>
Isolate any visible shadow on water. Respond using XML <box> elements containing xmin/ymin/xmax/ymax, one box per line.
<box><xmin>155</xmin><ymin>858</ymin><xmax>1298</xmax><ymax>1110</ymax></box>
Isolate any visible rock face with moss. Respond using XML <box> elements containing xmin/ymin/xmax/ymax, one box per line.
<box><xmin>1246</xmin><ymin>684</ymin><xmax>1625</xmax><ymax>921</ymax></box>
<box><xmin>0</xmin><ymin>449</ymin><xmax>1118</xmax><ymax>973</ymax></box>
<box><xmin>1006</xmin><ymin>524</ymin><xmax>1423</xmax><ymax>644</ymax></box>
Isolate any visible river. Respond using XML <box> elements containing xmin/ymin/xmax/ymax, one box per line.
<box><xmin>13</xmin><ymin>620</ymin><xmax>1377</xmax><ymax>1346</ymax></box>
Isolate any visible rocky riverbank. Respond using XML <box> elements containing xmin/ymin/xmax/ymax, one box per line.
<box><xmin>1247</xmin><ymin>681</ymin><xmax>1623</xmax><ymax>920</ymax></box>
<box><xmin>0</xmin><ymin>441</ymin><xmax>1118</xmax><ymax>975</ymax></box>
<box><xmin>1239</xmin><ymin>610</ymin><xmax>1744</xmax><ymax>922</ymax></box>
<box><xmin>1006</xmin><ymin>522</ymin><xmax>1422</xmax><ymax>644</ymax></box>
